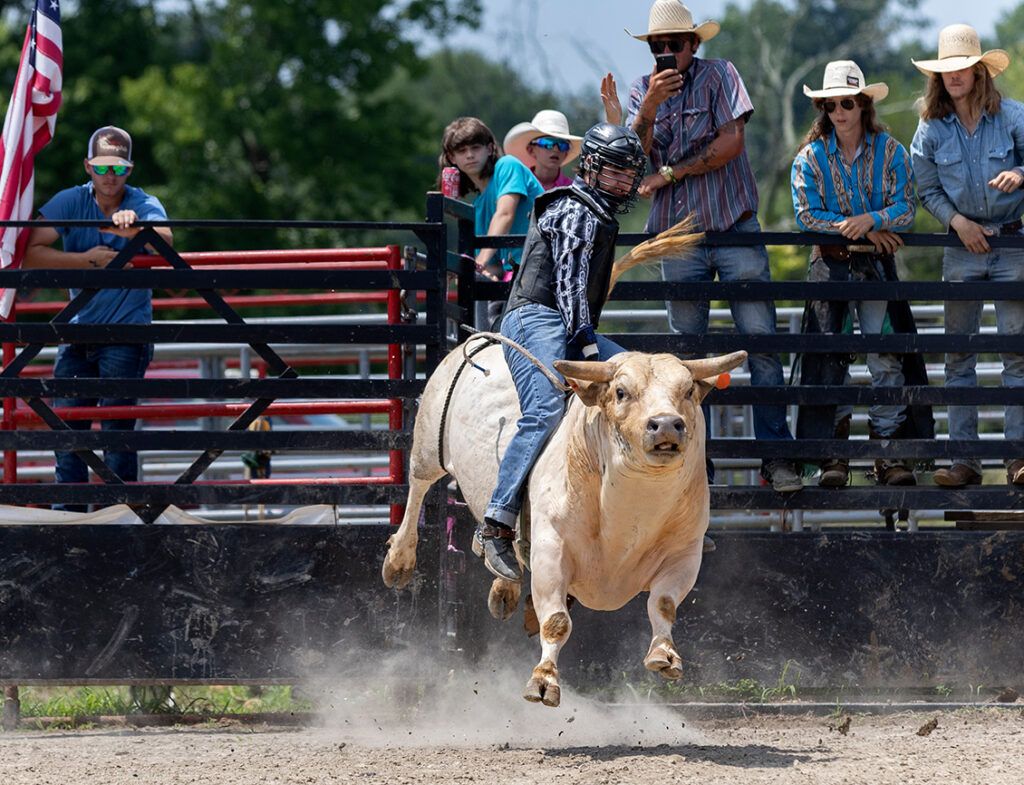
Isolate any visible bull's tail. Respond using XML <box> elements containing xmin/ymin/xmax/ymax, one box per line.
<box><xmin>608</xmin><ymin>215</ymin><xmax>703</xmax><ymax>294</ymax></box>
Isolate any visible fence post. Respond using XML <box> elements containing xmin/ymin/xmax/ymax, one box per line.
<box><xmin>386</xmin><ymin>244</ymin><xmax>405</xmax><ymax>526</ymax></box>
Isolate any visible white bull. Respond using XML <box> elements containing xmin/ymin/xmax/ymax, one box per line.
<box><xmin>382</xmin><ymin>342</ymin><xmax>747</xmax><ymax>707</ymax></box>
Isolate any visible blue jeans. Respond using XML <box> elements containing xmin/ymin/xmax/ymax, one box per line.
<box><xmin>943</xmin><ymin>246</ymin><xmax>1024</xmax><ymax>471</ymax></box>
<box><xmin>484</xmin><ymin>303</ymin><xmax>624</xmax><ymax>525</ymax></box>
<box><xmin>53</xmin><ymin>343</ymin><xmax>153</xmax><ymax>511</ymax></box>
<box><xmin>660</xmin><ymin>215</ymin><xmax>793</xmax><ymax>447</ymax></box>
<box><xmin>853</xmin><ymin>299</ymin><xmax>906</xmax><ymax>437</ymax></box>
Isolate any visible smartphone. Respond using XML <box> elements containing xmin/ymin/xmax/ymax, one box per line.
<box><xmin>655</xmin><ymin>53</ymin><xmax>677</xmax><ymax>73</ymax></box>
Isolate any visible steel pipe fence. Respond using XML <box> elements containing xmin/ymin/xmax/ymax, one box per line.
<box><xmin>0</xmin><ymin>224</ymin><xmax>445</xmax><ymax>521</ymax></box>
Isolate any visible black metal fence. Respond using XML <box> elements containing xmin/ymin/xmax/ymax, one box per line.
<box><xmin>3</xmin><ymin>198</ymin><xmax>1024</xmax><ymax>708</ymax></box>
<box><xmin>444</xmin><ymin>193</ymin><xmax>1024</xmax><ymax>517</ymax></box>
<box><xmin>0</xmin><ymin>201</ymin><xmax>1022</xmax><ymax>518</ymax></box>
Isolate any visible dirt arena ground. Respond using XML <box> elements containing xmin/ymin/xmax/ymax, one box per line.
<box><xmin>2</xmin><ymin>705</ymin><xmax>1021</xmax><ymax>784</ymax></box>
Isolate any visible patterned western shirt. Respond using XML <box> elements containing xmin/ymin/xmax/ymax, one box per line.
<box><xmin>910</xmin><ymin>98</ymin><xmax>1024</xmax><ymax>229</ymax></box>
<box><xmin>537</xmin><ymin>178</ymin><xmax>613</xmax><ymax>348</ymax></box>
<box><xmin>624</xmin><ymin>57</ymin><xmax>758</xmax><ymax>233</ymax></box>
<box><xmin>791</xmin><ymin>131</ymin><xmax>916</xmax><ymax>233</ymax></box>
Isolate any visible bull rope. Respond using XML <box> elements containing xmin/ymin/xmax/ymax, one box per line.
<box><xmin>437</xmin><ymin>327</ymin><xmax>571</xmax><ymax>472</ymax></box>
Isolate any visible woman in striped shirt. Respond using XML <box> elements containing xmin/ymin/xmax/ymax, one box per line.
<box><xmin>790</xmin><ymin>60</ymin><xmax>932</xmax><ymax>488</ymax></box>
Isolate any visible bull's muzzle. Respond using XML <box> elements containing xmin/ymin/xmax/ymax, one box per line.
<box><xmin>644</xmin><ymin>414</ymin><xmax>686</xmax><ymax>454</ymax></box>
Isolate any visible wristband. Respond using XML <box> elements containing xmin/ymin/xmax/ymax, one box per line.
<box><xmin>582</xmin><ymin>343</ymin><xmax>599</xmax><ymax>360</ymax></box>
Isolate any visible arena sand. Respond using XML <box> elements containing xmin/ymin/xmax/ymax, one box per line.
<box><xmin>1</xmin><ymin>663</ymin><xmax>1021</xmax><ymax>785</ymax></box>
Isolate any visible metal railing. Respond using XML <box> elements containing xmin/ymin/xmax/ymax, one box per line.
<box><xmin>449</xmin><ymin>194</ymin><xmax>1024</xmax><ymax>527</ymax></box>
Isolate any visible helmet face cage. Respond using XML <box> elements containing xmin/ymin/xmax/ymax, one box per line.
<box><xmin>577</xmin><ymin>124</ymin><xmax>647</xmax><ymax>214</ymax></box>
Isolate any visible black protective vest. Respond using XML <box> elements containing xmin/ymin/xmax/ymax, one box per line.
<box><xmin>504</xmin><ymin>184</ymin><xmax>620</xmax><ymax>328</ymax></box>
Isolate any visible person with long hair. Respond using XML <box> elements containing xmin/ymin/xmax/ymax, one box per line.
<box><xmin>910</xmin><ymin>24</ymin><xmax>1024</xmax><ymax>488</ymax></box>
<box><xmin>438</xmin><ymin>117</ymin><xmax>543</xmax><ymax>328</ymax></box>
<box><xmin>791</xmin><ymin>61</ymin><xmax>932</xmax><ymax>487</ymax></box>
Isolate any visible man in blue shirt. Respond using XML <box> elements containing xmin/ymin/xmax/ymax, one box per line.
<box><xmin>910</xmin><ymin>25</ymin><xmax>1024</xmax><ymax>488</ymax></box>
<box><xmin>24</xmin><ymin>126</ymin><xmax>172</xmax><ymax>509</ymax></box>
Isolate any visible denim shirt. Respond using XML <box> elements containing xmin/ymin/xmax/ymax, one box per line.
<box><xmin>910</xmin><ymin>98</ymin><xmax>1024</xmax><ymax>229</ymax></box>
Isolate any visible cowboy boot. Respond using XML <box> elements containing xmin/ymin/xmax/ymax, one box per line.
<box><xmin>870</xmin><ymin>425</ymin><xmax>915</xmax><ymax>486</ymax></box>
<box><xmin>819</xmin><ymin>414</ymin><xmax>851</xmax><ymax>487</ymax></box>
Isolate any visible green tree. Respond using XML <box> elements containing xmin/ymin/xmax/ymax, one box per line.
<box><xmin>0</xmin><ymin>1</ymin><xmax>482</xmax><ymax>250</ymax></box>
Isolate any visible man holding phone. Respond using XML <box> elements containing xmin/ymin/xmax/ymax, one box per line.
<box><xmin>624</xmin><ymin>0</ymin><xmax>801</xmax><ymax>492</ymax></box>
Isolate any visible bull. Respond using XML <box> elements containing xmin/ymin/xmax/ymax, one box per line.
<box><xmin>382</xmin><ymin>341</ymin><xmax>747</xmax><ymax>707</ymax></box>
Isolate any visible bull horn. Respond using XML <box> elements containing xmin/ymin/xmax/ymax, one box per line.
<box><xmin>554</xmin><ymin>359</ymin><xmax>615</xmax><ymax>383</ymax></box>
<box><xmin>680</xmin><ymin>351</ymin><xmax>748</xmax><ymax>379</ymax></box>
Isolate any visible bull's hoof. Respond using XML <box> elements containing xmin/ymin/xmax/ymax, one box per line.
<box><xmin>523</xmin><ymin>661</ymin><xmax>560</xmax><ymax>707</ymax></box>
<box><xmin>523</xmin><ymin>677</ymin><xmax>560</xmax><ymax>707</ymax></box>
<box><xmin>644</xmin><ymin>640</ymin><xmax>683</xmax><ymax>681</ymax></box>
<box><xmin>488</xmin><ymin>578</ymin><xmax>521</xmax><ymax>621</ymax></box>
<box><xmin>381</xmin><ymin>548</ymin><xmax>416</xmax><ymax>590</ymax></box>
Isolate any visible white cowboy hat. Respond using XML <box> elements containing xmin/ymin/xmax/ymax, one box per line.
<box><xmin>911</xmin><ymin>23</ymin><xmax>1009</xmax><ymax>77</ymax></box>
<box><xmin>803</xmin><ymin>61</ymin><xmax>889</xmax><ymax>103</ymax></box>
<box><xmin>503</xmin><ymin>110</ymin><xmax>582</xmax><ymax>166</ymax></box>
<box><xmin>626</xmin><ymin>0</ymin><xmax>720</xmax><ymax>43</ymax></box>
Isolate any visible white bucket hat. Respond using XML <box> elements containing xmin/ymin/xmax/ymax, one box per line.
<box><xmin>912</xmin><ymin>24</ymin><xmax>1009</xmax><ymax>77</ymax></box>
<box><xmin>626</xmin><ymin>0</ymin><xmax>720</xmax><ymax>43</ymax></box>
<box><xmin>803</xmin><ymin>61</ymin><xmax>889</xmax><ymax>103</ymax></box>
<box><xmin>503</xmin><ymin>110</ymin><xmax>582</xmax><ymax>167</ymax></box>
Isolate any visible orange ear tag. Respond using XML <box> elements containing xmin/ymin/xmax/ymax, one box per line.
<box><xmin>715</xmin><ymin>372</ymin><xmax>731</xmax><ymax>389</ymax></box>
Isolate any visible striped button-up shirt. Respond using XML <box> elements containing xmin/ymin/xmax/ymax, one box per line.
<box><xmin>625</xmin><ymin>57</ymin><xmax>758</xmax><ymax>233</ymax></box>
<box><xmin>910</xmin><ymin>99</ymin><xmax>1024</xmax><ymax>229</ymax></box>
<box><xmin>791</xmin><ymin>131</ymin><xmax>916</xmax><ymax>233</ymax></box>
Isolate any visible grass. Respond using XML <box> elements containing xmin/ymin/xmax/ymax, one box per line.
<box><xmin>16</xmin><ymin>685</ymin><xmax>312</xmax><ymax>719</ymax></box>
<box><xmin>598</xmin><ymin>660</ymin><xmax>806</xmax><ymax>704</ymax></box>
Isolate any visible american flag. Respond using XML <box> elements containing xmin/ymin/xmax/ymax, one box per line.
<box><xmin>0</xmin><ymin>0</ymin><xmax>62</xmax><ymax>318</ymax></box>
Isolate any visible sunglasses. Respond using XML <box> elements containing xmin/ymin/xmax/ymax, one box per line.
<box><xmin>821</xmin><ymin>98</ymin><xmax>857</xmax><ymax>113</ymax></box>
<box><xmin>648</xmin><ymin>39</ymin><xmax>692</xmax><ymax>54</ymax></box>
<box><xmin>92</xmin><ymin>164</ymin><xmax>130</xmax><ymax>176</ymax></box>
<box><xmin>530</xmin><ymin>137</ymin><xmax>571</xmax><ymax>153</ymax></box>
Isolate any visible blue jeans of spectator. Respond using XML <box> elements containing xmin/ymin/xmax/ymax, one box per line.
<box><xmin>660</xmin><ymin>215</ymin><xmax>793</xmax><ymax>469</ymax></box>
<box><xmin>53</xmin><ymin>343</ymin><xmax>153</xmax><ymax>511</ymax></box>
<box><xmin>853</xmin><ymin>299</ymin><xmax>906</xmax><ymax>437</ymax></box>
<box><xmin>943</xmin><ymin>246</ymin><xmax>1024</xmax><ymax>472</ymax></box>
<box><xmin>484</xmin><ymin>303</ymin><xmax>624</xmax><ymax>526</ymax></box>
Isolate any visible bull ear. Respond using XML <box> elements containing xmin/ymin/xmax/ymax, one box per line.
<box><xmin>693</xmin><ymin>371</ymin><xmax>732</xmax><ymax>403</ymax></box>
<box><xmin>563</xmin><ymin>378</ymin><xmax>604</xmax><ymax>406</ymax></box>
<box><xmin>555</xmin><ymin>360</ymin><xmax>613</xmax><ymax>407</ymax></box>
<box><xmin>694</xmin><ymin>379</ymin><xmax>716</xmax><ymax>403</ymax></box>
<box><xmin>554</xmin><ymin>360</ymin><xmax>615</xmax><ymax>382</ymax></box>
<box><xmin>680</xmin><ymin>350</ymin><xmax>747</xmax><ymax>380</ymax></box>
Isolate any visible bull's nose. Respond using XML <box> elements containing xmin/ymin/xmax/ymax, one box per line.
<box><xmin>646</xmin><ymin>415</ymin><xmax>686</xmax><ymax>442</ymax></box>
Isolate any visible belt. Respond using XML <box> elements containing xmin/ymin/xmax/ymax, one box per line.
<box><xmin>819</xmin><ymin>243</ymin><xmax>877</xmax><ymax>261</ymax></box>
<box><xmin>1000</xmin><ymin>219</ymin><xmax>1023</xmax><ymax>235</ymax></box>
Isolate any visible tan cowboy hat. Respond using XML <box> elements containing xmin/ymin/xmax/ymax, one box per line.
<box><xmin>803</xmin><ymin>60</ymin><xmax>888</xmax><ymax>103</ymax></box>
<box><xmin>626</xmin><ymin>0</ymin><xmax>720</xmax><ymax>43</ymax></box>
<box><xmin>503</xmin><ymin>110</ymin><xmax>582</xmax><ymax>166</ymax></box>
<box><xmin>912</xmin><ymin>24</ymin><xmax>1010</xmax><ymax>77</ymax></box>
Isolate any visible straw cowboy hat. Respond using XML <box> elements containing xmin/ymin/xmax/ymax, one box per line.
<box><xmin>803</xmin><ymin>61</ymin><xmax>889</xmax><ymax>103</ymax></box>
<box><xmin>912</xmin><ymin>23</ymin><xmax>1010</xmax><ymax>77</ymax></box>
<box><xmin>626</xmin><ymin>0</ymin><xmax>720</xmax><ymax>43</ymax></box>
<box><xmin>503</xmin><ymin>110</ymin><xmax>583</xmax><ymax>166</ymax></box>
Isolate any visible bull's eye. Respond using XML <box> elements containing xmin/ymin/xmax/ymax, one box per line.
<box><xmin>616</xmin><ymin>387</ymin><xmax>627</xmax><ymax>401</ymax></box>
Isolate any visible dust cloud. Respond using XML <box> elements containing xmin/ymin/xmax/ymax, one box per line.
<box><xmin>309</xmin><ymin>649</ymin><xmax>700</xmax><ymax>749</ymax></box>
